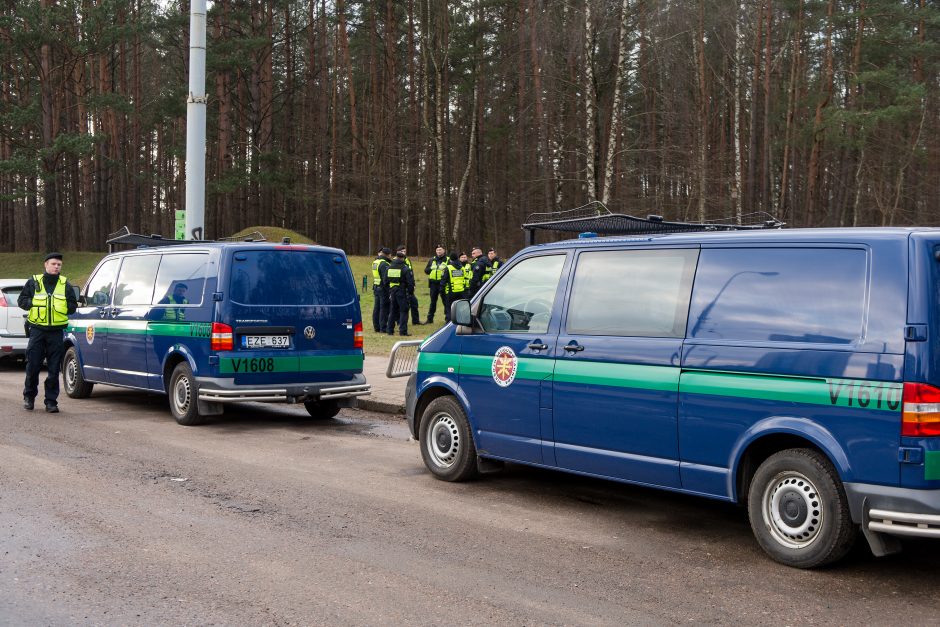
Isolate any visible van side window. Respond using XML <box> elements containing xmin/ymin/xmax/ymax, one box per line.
<box><xmin>152</xmin><ymin>253</ymin><xmax>208</xmax><ymax>307</ymax></box>
<box><xmin>566</xmin><ymin>249</ymin><xmax>698</xmax><ymax>337</ymax></box>
<box><xmin>478</xmin><ymin>255</ymin><xmax>565</xmax><ymax>333</ymax></box>
<box><xmin>688</xmin><ymin>248</ymin><xmax>866</xmax><ymax>344</ymax></box>
<box><xmin>85</xmin><ymin>258</ymin><xmax>120</xmax><ymax>306</ymax></box>
<box><xmin>113</xmin><ymin>255</ymin><xmax>160</xmax><ymax>306</ymax></box>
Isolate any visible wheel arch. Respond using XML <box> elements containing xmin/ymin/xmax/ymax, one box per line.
<box><xmin>413</xmin><ymin>377</ymin><xmax>473</xmax><ymax>441</ymax></box>
<box><xmin>731</xmin><ymin>419</ymin><xmax>851</xmax><ymax>505</ymax></box>
<box><xmin>161</xmin><ymin>348</ymin><xmax>197</xmax><ymax>393</ymax></box>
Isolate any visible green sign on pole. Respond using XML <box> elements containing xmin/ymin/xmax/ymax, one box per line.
<box><xmin>175</xmin><ymin>210</ymin><xmax>186</xmax><ymax>240</ymax></box>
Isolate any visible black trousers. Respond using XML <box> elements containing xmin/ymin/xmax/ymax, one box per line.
<box><xmin>427</xmin><ymin>282</ymin><xmax>448</xmax><ymax>322</ymax></box>
<box><xmin>387</xmin><ymin>288</ymin><xmax>410</xmax><ymax>335</ymax></box>
<box><xmin>23</xmin><ymin>326</ymin><xmax>65</xmax><ymax>404</ymax></box>
<box><xmin>372</xmin><ymin>285</ymin><xmax>389</xmax><ymax>332</ymax></box>
<box><xmin>409</xmin><ymin>292</ymin><xmax>420</xmax><ymax>324</ymax></box>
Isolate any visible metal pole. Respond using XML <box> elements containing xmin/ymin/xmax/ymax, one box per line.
<box><xmin>184</xmin><ymin>0</ymin><xmax>207</xmax><ymax>240</ymax></box>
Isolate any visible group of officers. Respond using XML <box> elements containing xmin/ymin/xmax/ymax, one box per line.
<box><xmin>371</xmin><ymin>244</ymin><xmax>502</xmax><ymax>336</ymax></box>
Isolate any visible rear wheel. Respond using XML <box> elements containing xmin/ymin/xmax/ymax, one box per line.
<box><xmin>419</xmin><ymin>396</ymin><xmax>478</xmax><ymax>482</ymax></box>
<box><xmin>747</xmin><ymin>448</ymin><xmax>857</xmax><ymax>568</ymax></box>
<box><xmin>303</xmin><ymin>399</ymin><xmax>341</xmax><ymax>419</ymax></box>
<box><xmin>168</xmin><ymin>362</ymin><xmax>207</xmax><ymax>426</ymax></box>
<box><xmin>63</xmin><ymin>347</ymin><xmax>94</xmax><ymax>399</ymax></box>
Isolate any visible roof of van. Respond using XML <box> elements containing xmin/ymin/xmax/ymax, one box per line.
<box><xmin>107</xmin><ymin>242</ymin><xmax>348</xmax><ymax>256</ymax></box>
<box><xmin>529</xmin><ymin>226</ymin><xmax>940</xmax><ymax>251</ymax></box>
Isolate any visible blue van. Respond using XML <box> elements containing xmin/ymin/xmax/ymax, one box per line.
<box><xmin>63</xmin><ymin>239</ymin><xmax>369</xmax><ymax>425</ymax></box>
<box><xmin>397</xmin><ymin>227</ymin><xmax>940</xmax><ymax>567</ymax></box>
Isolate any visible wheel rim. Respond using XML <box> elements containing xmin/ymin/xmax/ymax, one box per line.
<box><xmin>64</xmin><ymin>355</ymin><xmax>77</xmax><ymax>392</ymax></box>
<box><xmin>426</xmin><ymin>412</ymin><xmax>460</xmax><ymax>469</ymax></box>
<box><xmin>762</xmin><ymin>471</ymin><xmax>823</xmax><ymax>549</ymax></box>
<box><xmin>172</xmin><ymin>375</ymin><xmax>192</xmax><ymax>416</ymax></box>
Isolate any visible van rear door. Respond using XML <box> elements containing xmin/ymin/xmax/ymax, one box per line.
<box><xmin>221</xmin><ymin>247</ymin><xmax>363</xmax><ymax>386</ymax></box>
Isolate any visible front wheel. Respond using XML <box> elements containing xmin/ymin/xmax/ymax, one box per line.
<box><xmin>747</xmin><ymin>448</ymin><xmax>857</xmax><ymax>568</ymax></box>
<box><xmin>419</xmin><ymin>396</ymin><xmax>478</xmax><ymax>482</ymax></box>
<box><xmin>168</xmin><ymin>362</ymin><xmax>207</xmax><ymax>426</ymax></box>
<box><xmin>303</xmin><ymin>399</ymin><xmax>341</xmax><ymax>420</ymax></box>
<box><xmin>63</xmin><ymin>347</ymin><xmax>94</xmax><ymax>399</ymax></box>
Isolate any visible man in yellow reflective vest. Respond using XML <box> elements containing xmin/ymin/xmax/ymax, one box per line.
<box><xmin>483</xmin><ymin>247</ymin><xmax>502</xmax><ymax>283</ymax></box>
<box><xmin>159</xmin><ymin>282</ymin><xmax>189</xmax><ymax>321</ymax></box>
<box><xmin>18</xmin><ymin>252</ymin><xmax>78</xmax><ymax>412</ymax></box>
<box><xmin>396</xmin><ymin>244</ymin><xmax>423</xmax><ymax>326</ymax></box>
<box><xmin>371</xmin><ymin>247</ymin><xmax>391</xmax><ymax>332</ymax></box>
<box><xmin>423</xmin><ymin>244</ymin><xmax>448</xmax><ymax>324</ymax></box>
<box><xmin>440</xmin><ymin>252</ymin><xmax>467</xmax><ymax>315</ymax></box>
<box><xmin>383</xmin><ymin>250</ymin><xmax>415</xmax><ymax>336</ymax></box>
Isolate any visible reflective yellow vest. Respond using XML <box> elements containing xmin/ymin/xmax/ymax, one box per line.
<box><xmin>428</xmin><ymin>258</ymin><xmax>446</xmax><ymax>281</ymax></box>
<box><xmin>463</xmin><ymin>263</ymin><xmax>472</xmax><ymax>290</ymax></box>
<box><xmin>28</xmin><ymin>274</ymin><xmax>69</xmax><ymax>327</ymax></box>
<box><xmin>483</xmin><ymin>259</ymin><xmax>500</xmax><ymax>282</ymax></box>
<box><xmin>163</xmin><ymin>295</ymin><xmax>188</xmax><ymax>321</ymax></box>
<box><xmin>387</xmin><ymin>267</ymin><xmax>403</xmax><ymax>288</ymax></box>
<box><xmin>372</xmin><ymin>257</ymin><xmax>389</xmax><ymax>286</ymax></box>
<box><xmin>446</xmin><ymin>264</ymin><xmax>466</xmax><ymax>294</ymax></box>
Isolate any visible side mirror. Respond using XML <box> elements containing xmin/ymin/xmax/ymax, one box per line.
<box><xmin>451</xmin><ymin>299</ymin><xmax>472</xmax><ymax>327</ymax></box>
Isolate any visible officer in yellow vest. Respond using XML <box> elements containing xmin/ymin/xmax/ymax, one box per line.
<box><xmin>460</xmin><ymin>252</ymin><xmax>472</xmax><ymax>292</ymax></box>
<box><xmin>396</xmin><ymin>244</ymin><xmax>423</xmax><ymax>326</ymax></box>
<box><xmin>18</xmin><ymin>252</ymin><xmax>78</xmax><ymax>412</ymax></box>
<box><xmin>423</xmin><ymin>244</ymin><xmax>448</xmax><ymax>323</ymax></box>
<box><xmin>384</xmin><ymin>250</ymin><xmax>415</xmax><ymax>336</ymax></box>
<box><xmin>159</xmin><ymin>282</ymin><xmax>189</xmax><ymax>321</ymax></box>
<box><xmin>441</xmin><ymin>252</ymin><xmax>467</xmax><ymax>315</ymax></box>
<box><xmin>371</xmin><ymin>247</ymin><xmax>391</xmax><ymax>332</ymax></box>
<box><xmin>483</xmin><ymin>247</ymin><xmax>502</xmax><ymax>283</ymax></box>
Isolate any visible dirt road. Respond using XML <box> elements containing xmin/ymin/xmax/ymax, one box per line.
<box><xmin>1</xmin><ymin>363</ymin><xmax>939</xmax><ymax>625</ymax></box>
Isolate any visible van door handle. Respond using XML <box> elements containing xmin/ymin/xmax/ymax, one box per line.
<box><xmin>109</xmin><ymin>308</ymin><xmax>124</xmax><ymax>318</ymax></box>
<box><xmin>563</xmin><ymin>343</ymin><xmax>584</xmax><ymax>352</ymax></box>
<box><xmin>527</xmin><ymin>342</ymin><xmax>548</xmax><ymax>351</ymax></box>
<box><xmin>98</xmin><ymin>309</ymin><xmax>108</xmax><ymax>318</ymax></box>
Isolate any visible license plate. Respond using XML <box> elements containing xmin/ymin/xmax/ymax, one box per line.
<box><xmin>241</xmin><ymin>335</ymin><xmax>291</xmax><ymax>349</ymax></box>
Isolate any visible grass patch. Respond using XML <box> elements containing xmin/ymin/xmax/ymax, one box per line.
<box><xmin>0</xmin><ymin>251</ymin><xmax>106</xmax><ymax>287</ymax></box>
<box><xmin>230</xmin><ymin>226</ymin><xmax>314</xmax><ymax>244</ymax></box>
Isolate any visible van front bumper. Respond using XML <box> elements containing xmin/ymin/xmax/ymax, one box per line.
<box><xmin>195</xmin><ymin>374</ymin><xmax>371</xmax><ymax>404</ymax></box>
<box><xmin>845</xmin><ymin>483</ymin><xmax>940</xmax><ymax>539</ymax></box>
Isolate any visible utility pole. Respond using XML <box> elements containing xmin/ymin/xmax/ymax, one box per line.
<box><xmin>184</xmin><ymin>0</ymin><xmax>207</xmax><ymax>240</ymax></box>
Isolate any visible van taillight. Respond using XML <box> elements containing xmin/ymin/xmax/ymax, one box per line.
<box><xmin>211</xmin><ymin>322</ymin><xmax>234</xmax><ymax>351</ymax></box>
<box><xmin>0</xmin><ymin>294</ymin><xmax>7</xmax><ymax>307</ymax></box>
<box><xmin>354</xmin><ymin>322</ymin><xmax>363</xmax><ymax>349</ymax></box>
<box><xmin>902</xmin><ymin>382</ymin><xmax>940</xmax><ymax>437</ymax></box>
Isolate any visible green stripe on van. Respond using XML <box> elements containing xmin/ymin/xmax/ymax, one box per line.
<box><xmin>219</xmin><ymin>354</ymin><xmax>363</xmax><ymax>375</ymax></box>
<box><xmin>67</xmin><ymin>321</ymin><xmax>211</xmax><ymax>338</ymax></box>
<box><xmin>926</xmin><ymin>451</ymin><xmax>940</xmax><ymax>481</ymax></box>
<box><xmin>554</xmin><ymin>360</ymin><xmax>678</xmax><ymax>391</ymax></box>
<box><xmin>680</xmin><ymin>371</ymin><xmax>902</xmax><ymax>412</ymax></box>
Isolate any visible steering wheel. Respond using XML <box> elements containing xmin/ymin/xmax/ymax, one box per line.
<box><xmin>523</xmin><ymin>298</ymin><xmax>552</xmax><ymax>316</ymax></box>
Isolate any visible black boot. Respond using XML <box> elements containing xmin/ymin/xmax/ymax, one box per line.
<box><xmin>23</xmin><ymin>396</ymin><xmax>34</xmax><ymax>411</ymax></box>
<box><xmin>45</xmin><ymin>402</ymin><xmax>59</xmax><ymax>413</ymax></box>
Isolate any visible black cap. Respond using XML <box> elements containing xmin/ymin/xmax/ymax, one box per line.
<box><xmin>176</xmin><ymin>283</ymin><xmax>188</xmax><ymax>290</ymax></box>
<box><xmin>396</xmin><ymin>244</ymin><xmax>407</xmax><ymax>252</ymax></box>
<box><xmin>434</xmin><ymin>243</ymin><xmax>444</xmax><ymax>249</ymax></box>
<box><xmin>44</xmin><ymin>252</ymin><xmax>63</xmax><ymax>262</ymax></box>
<box><xmin>488</xmin><ymin>247</ymin><xmax>496</xmax><ymax>253</ymax></box>
<box><xmin>380</xmin><ymin>247</ymin><xmax>391</xmax><ymax>254</ymax></box>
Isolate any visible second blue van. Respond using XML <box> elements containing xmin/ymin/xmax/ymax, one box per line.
<box><xmin>395</xmin><ymin>227</ymin><xmax>940</xmax><ymax>568</ymax></box>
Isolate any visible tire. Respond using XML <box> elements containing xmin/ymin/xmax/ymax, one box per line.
<box><xmin>63</xmin><ymin>347</ymin><xmax>94</xmax><ymax>399</ymax></box>
<box><xmin>303</xmin><ymin>399</ymin><xmax>341</xmax><ymax>420</ymax></box>
<box><xmin>747</xmin><ymin>448</ymin><xmax>857</xmax><ymax>568</ymax></box>
<box><xmin>168</xmin><ymin>362</ymin><xmax>207</xmax><ymax>426</ymax></box>
<box><xmin>419</xmin><ymin>396</ymin><xmax>479</xmax><ymax>482</ymax></box>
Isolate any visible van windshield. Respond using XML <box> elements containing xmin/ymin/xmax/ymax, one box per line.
<box><xmin>229</xmin><ymin>250</ymin><xmax>355</xmax><ymax>306</ymax></box>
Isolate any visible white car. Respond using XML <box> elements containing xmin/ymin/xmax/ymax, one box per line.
<box><xmin>0</xmin><ymin>279</ymin><xmax>29</xmax><ymax>360</ymax></box>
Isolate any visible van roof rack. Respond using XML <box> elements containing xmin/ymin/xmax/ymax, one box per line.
<box><xmin>522</xmin><ymin>202</ymin><xmax>784</xmax><ymax>245</ymax></box>
<box><xmin>106</xmin><ymin>227</ymin><xmax>268</xmax><ymax>252</ymax></box>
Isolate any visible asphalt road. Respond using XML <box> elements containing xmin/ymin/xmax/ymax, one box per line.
<box><xmin>2</xmin><ymin>362</ymin><xmax>939</xmax><ymax>626</ymax></box>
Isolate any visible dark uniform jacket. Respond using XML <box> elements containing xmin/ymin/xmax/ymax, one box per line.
<box><xmin>18</xmin><ymin>273</ymin><xmax>78</xmax><ymax>329</ymax></box>
<box><xmin>469</xmin><ymin>257</ymin><xmax>490</xmax><ymax>294</ymax></box>
<box><xmin>383</xmin><ymin>258</ymin><xmax>415</xmax><ymax>292</ymax></box>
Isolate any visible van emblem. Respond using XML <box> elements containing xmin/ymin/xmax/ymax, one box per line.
<box><xmin>492</xmin><ymin>346</ymin><xmax>517</xmax><ymax>388</ymax></box>
<box><xmin>304</xmin><ymin>326</ymin><xmax>315</xmax><ymax>339</ymax></box>
<box><xmin>86</xmin><ymin>325</ymin><xmax>95</xmax><ymax>345</ymax></box>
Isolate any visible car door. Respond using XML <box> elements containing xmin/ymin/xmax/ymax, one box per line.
<box><xmin>72</xmin><ymin>258</ymin><xmax>120</xmax><ymax>382</ymax></box>
<box><xmin>107</xmin><ymin>253</ymin><xmax>160</xmax><ymax>388</ymax></box>
<box><xmin>460</xmin><ymin>253</ymin><xmax>569</xmax><ymax>465</ymax></box>
<box><xmin>552</xmin><ymin>247</ymin><xmax>699</xmax><ymax>488</ymax></box>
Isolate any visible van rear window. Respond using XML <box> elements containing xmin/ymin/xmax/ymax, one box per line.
<box><xmin>688</xmin><ymin>248</ymin><xmax>867</xmax><ymax>344</ymax></box>
<box><xmin>229</xmin><ymin>250</ymin><xmax>354</xmax><ymax>306</ymax></box>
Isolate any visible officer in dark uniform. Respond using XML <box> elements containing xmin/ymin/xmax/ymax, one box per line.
<box><xmin>423</xmin><ymin>244</ymin><xmax>449</xmax><ymax>324</ymax></box>
<box><xmin>384</xmin><ymin>250</ymin><xmax>415</xmax><ymax>336</ymax></box>
<box><xmin>440</xmin><ymin>251</ymin><xmax>468</xmax><ymax>314</ymax></box>
<box><xmin>18</xmin><ymin>252</ymin><xmax>78</xmax><ymax>412</ymax></box>
<box><xmin>483</xmin><ymin>248</ymin><xmax>502</xmax><ymax>283</ymax></box>
<box><xmin>396</xmin><ymin>245</ymin><xmax>423</xmax><ymax>326</ymax></box>
<box><xmin>371</xmin><ymin>247</ymin><xmax>391</xmax><ymax>332</ymax></box>
<box><xmin>468</xmin><ymin>246</ymin><xmax>490</xmax><ymax>299</ymax></box>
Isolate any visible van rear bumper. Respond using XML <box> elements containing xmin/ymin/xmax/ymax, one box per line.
<box><xmin>195</xmin><ymin>374</ymin><xmax>371</xmax><ymax>404</ymax></box>
<box><xmin>845</xmin><ymin>483</ymin><xmax>940</xmax><ymax>539</ymax></box>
